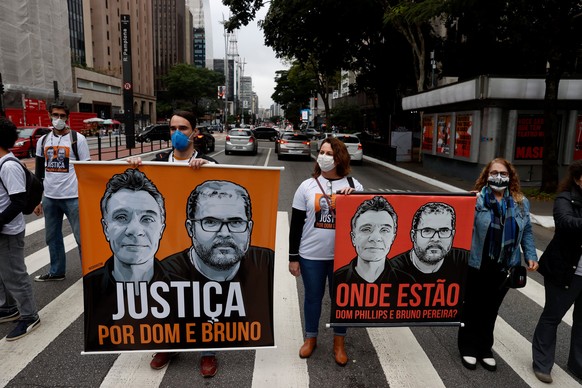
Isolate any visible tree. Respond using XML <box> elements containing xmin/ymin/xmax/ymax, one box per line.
<box><xmin>271</xmin><ymin>63</ymin><xmax>316</xmax><ymax>128</ymax></box>
<box><xmin>384</xmin><ymin>0</ymin><xmax>447</xmax><ymax>92</ymax></box>
<box><xmin>163</xmin><ymin>64</ymin><xmax>224</xmax><ymax>117</ymax></box>
<box><xmin>442</xmin><ymin>0</ymin><xmax>582</xmax><ymax>192</ymax></box>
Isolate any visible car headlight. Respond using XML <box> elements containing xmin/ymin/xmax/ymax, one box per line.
<box><xmin>15</xmin><ymin>141</ymin><xmax>25</xmax><ymax>146</ymax></box>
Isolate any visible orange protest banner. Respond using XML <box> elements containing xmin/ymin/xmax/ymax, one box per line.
<box><xmin>331</xmin><ymin>193</ymin><xmax>476</xmax><ymax>326</ymax></box>
<box><xmin>75</xmin><ymin>162</ymin><xmax>281</xmax><ymax>353</ymax></box>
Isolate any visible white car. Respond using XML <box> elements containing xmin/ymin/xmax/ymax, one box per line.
<box><xmin>318</xmin><ymin>133</ymin><xmax>363</xmax><ymax>165</ymax></box>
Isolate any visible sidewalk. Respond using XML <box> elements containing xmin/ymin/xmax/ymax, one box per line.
<box><xmin>368</xmin><ymin>157</ymin><xmax>555</xmax><ymax>229</ymax></box>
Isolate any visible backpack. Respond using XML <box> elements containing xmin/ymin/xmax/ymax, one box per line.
<box><xmin>0</xmin><ymin>156</ymin><xmax>44</xmax><ymax>215</ymax></box>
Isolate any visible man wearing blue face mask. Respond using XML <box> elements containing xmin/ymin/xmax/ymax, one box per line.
<box><xmin>33</xmin><ymin>101</ymin><xmax>91</xmax><ymax>282</ymax></box>
<box><xmin>154</xmin><ymin>111</ymin><xmax>217</xmax><ymax>165</ymax></box>
<box><xmin>126</xmin><ymin>110</ymin><xmax>218</xmax><ymax>377</ymax></box>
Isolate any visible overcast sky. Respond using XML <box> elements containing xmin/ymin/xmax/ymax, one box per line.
<box><xmin>208</xmin><ymin>2</ymin><xmax>287</xmax><ymax>109</ymax></box>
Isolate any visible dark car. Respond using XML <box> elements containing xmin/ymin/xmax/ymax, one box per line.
<box><xmin>253</xmin><ymin>126</ymin><xmax>279</xmax><ymax>141</ymax></box>
<box><xmin>194</xmin><ymin>126</ymin><xmax>216</xmax><ymax>153</ymax></box>
<box><xmin>137</xmin><ymin>124</ymin><xmax>170</xmax><ymax>142</ymax></box>
<box><xmin>10</xmin><ymin>126</ymin><xmax>51</xmax><ymax>158</ymax></box>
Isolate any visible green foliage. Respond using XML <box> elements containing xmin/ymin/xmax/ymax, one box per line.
<box><xmin>522</xmin><ymin>188</ymin><xmax>556</xmax><ymax>201</ymax></box>
<box><xmin>331</xmin><ymin>103</ymin><xmax>362</xmax><ymax>130</ymax></box>
<box><xmin>163</xmin><ymin>64</ymin><xmax>225</xmax><ymax>116</ymax></box>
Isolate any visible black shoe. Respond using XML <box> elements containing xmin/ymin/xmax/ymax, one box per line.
<box><xmin>461</xmin><ymin>356</ymin><xmax>477</xmax><ymax>370</ymax></box>
<box><xmin>6</xmin><ymin>318</ymin><xmax>41</xmax><ymax>341</ymax></box>
<box><xmin>0</xmin><ymin>309</ymin><xmax>20</xmax><ymax>323</ymax></box>
<box><xmin>34</xmin><ymin>273</ymin><xmax>65</xmax><ymax>282</ymax></box>
<box><xmin>534</xmin><ymin>370</ymin><xmax>553</xmax><ymax>383</ymax></box>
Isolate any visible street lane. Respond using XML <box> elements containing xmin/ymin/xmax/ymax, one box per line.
<box><xmin>2</xmin><ymin>137</ymin><xmax>580</xmax><ymax>387</ymax></box>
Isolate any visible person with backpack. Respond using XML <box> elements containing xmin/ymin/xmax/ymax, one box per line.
<box><xmin>33</xmin><ymin>101</ymin><xmax>91</xmax><ymax>281</ymax></box>
<box><xmin>0</xmin><ymin>117</ymin><xmax>41</xmax><ymax>340</ymax></box>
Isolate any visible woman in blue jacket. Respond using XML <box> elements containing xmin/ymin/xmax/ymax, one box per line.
<box><xmin>532</xmin><ymin>161</ymin><xmax>582</xmax><ymax>384</ymax></box>
<box><xmin>458</xmin><ymin>158</ymin><xmax>538</xmax><ymax>371</ymax></box>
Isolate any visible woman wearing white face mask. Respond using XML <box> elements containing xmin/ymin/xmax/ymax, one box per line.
<box><xmin>288</xmin><ymin>137</ymin><xmax>363</xmax><ymax>366</ymax></box>
<box><xmin>458</xmin><ymin>157</ymin><xmax>538</xmax><ymax>372</ymax></box>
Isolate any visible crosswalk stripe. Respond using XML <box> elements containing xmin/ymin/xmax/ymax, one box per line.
<box><xmin>252</xmin><ymin>212</ymin><xmax>309</xmax><ymax>387</ymax></box>
<box><xmin>494</xmin><ymin>318</ymin><xmax>579</xmax><ymax>387</ymax></box>
<box><xmin>0</xmin><ymin>279</ymin><xmax>84</xmax><ymax>387</ymax></box>
<box><xmin>516</xmin><ymin>249</ymin><xmax>573</xmax><ymax>326</ymax></box>
<box><xmin>100</xmin><ymin>353</ymin><xmax>165</xmax><ymax>388</ymax></box>
<box><xmin>24</xmin><ymin>234</ymin><xmax>77</xmax><ymax>274</ymax></box>
<box><xmin>368</xmin><ymin>327</ymin><xmax>445</xmax><ymax>387</ymax></box>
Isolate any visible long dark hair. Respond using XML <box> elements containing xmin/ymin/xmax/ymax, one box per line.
<box><xmin>557</xmin><ymin>160</ymin><xmax>582</xmax><ymax>193</ymax></box>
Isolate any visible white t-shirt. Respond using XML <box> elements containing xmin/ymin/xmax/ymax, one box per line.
<box><xmin>0</xmin><ymin>153</ymin><xmax>26</xmax><ymax>235</ymax></box>
<box><xmin>292</xmin><ymin>175</ymin><xmax>363</xmax><ymax>260</ymax></box>
<box><xmin>36</xmin><ymin>130</ymin><xmax>91</xmax><ymax>199</ymax></box>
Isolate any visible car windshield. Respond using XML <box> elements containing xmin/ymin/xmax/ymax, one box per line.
<box><xmin>17</xmin><ymin>128</ymin><xmax>35</xmax><ymax>138</ymax></box>
<box><xmin>230</xmin><ymin>130</ymin><xmax>251</xmax><ymax>136</ymax></box>
<box><xmin>283</xmin><ymin>134</ymin><xmax>309</xmax><ymax>141</ymax></box>
<box><xmin>337</xmin><ymin>135</ymin><xmax>360</xmax><ymax>144</ymax></box>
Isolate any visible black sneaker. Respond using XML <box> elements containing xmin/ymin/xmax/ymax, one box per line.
<box><xmin>0</xmin><ymin>309</ymin><xmax>20</xmax><ymax>323</ymax></box>
<box><xmin>34</xmin><ymin>273</ymin><xmax>65</xmax><ymax>282</ymax></box>
<box><xmin>6</xmin><ymin>318</ymin><xmax>41</xmax><ymax>341</ymax></box>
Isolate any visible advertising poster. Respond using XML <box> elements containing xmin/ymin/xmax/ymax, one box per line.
<box><xmin>574</xmin><ymin>116</ymin><xmax>582</xmax><ymax>160</ymax></box>
<box><xmin>331</xmin><ymin>193</ymin><xmax>476</xmax><ymax>327</ymax></box>
<box><xmin>76</xmin><ymin>162</ymin><xmax>280</xmax><ymax>353</ymax></box>
<box><xmin>454</xmin><ymin>114</ymin><xmax>472</xmax><ymax>158</ymax></box>
<box><xmin>436</xmin><ymin>115</ymin><xmax>451</xmax><ymax>155</ymax></box>
<box><xmin>421</xmin><ymin>116</ymin><xmax>434</xmax><ymax>151</ymax></box>
<box><xmin>514</xmin><ymin>114</ymin><xmax>545</xmax><ymax>160</ymax></box>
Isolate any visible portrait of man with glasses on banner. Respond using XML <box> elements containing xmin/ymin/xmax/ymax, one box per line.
<box><xmin>391</xmin><ymin>202</ymin><xmax>469</xmax><ymax>283</ymax></box>
<box><xmin>160</xmin><ymin>180</ymin><xmax>274</xmax><ymax>346</ymax></box>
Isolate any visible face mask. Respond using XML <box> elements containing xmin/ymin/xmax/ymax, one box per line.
<box><xmin>171</xmin><ymin>130</ymin><xmax>191</xmax><ymax>151</ymax></box>
<box><xmin>52</xmin><ymin>118</ymin><xmax>66</xmax><ymax>130</ymax></box>
<box><xmin>317</xmin><ymin>154</ymin><xmax>336</xmax><ymax>172</ymax></box>
<box><xmin>487</xmin><ymin>175</ymin><xmax>510</xmax><ymax>192</ymax></box>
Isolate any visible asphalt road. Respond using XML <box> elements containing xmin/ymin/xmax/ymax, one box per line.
<box><xmin>1</xmin><ymin>133</ymin><xmax>579</xmax><ymax>387</ymax></box>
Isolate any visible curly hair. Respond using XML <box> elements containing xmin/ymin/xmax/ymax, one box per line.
<box><xmin>474</xmin><ymin>157</ymin><xmax>524</xmax><ymax>202</ymax></box>
<box><xmin>312</xmin><ymin>137</ymin><xmax>351</xmax><ymax>178</ymax></box>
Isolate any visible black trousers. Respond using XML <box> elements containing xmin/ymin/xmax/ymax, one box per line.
<box><xmin>458</xmin><ymin>264</ymin><xmax>509</xmax><ymax>358</ymax></box>
<box><xmin>532</xmin><ymin>275</ymin><xmax>582</xmax><ymax>376</ymax></box>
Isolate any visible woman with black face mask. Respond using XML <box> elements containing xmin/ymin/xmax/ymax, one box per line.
<box><xmin>458</xmin><ymin>157</ymin><xmax>538</xmax><ymax>372</ymax></box>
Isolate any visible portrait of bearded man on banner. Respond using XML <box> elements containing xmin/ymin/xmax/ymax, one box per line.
<box><xmin>390</xmin><ymin>202</ymin><xmax>469</xmax><ymax>284</ymax></box>
<box><xmin>161</xmin><ymin>180</ymin><xmax>275</xmax><ymax>347</ymax></box>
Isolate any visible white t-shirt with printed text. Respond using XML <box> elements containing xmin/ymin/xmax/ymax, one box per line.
<box><xmin>36</xmin><ymin>130</ymin><xmax>91</xmax><ymax>199</ymax></box>
<box><xmin>292</xmin><ymin>175</ymin><xmax>363</xmax><ymax>261</ymax></box>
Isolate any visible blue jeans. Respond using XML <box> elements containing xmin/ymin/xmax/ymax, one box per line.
<box><xmin>43</xmin><ymin>196</ymin><xmax>82</xmax><ymax>276</ymax></box>
<box><xmin>299</xmin><ymin>257</ymin><xmax>346</xmax><ymax>338</ymax></box>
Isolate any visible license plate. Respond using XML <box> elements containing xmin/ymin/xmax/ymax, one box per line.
<box><xmin>289</xmin><ymin>149</ymin><xmax>303</xmax><ymax>153</ymax></box>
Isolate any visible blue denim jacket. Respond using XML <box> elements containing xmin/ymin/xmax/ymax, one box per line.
<box><xmin>469</xmin><ymin>193</ymin><xmax>538</xmax><ymax>269</ymax></box>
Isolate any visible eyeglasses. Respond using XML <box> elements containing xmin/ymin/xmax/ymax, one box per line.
<box><xmin>194</xmin><ymin>217</ymin><xmax>249</xmax><ymax>233</ymax></box>
<box><xmin>51</xmin><ymin>113</ymin><xmax>67</xmax><ymax>119</ymax></box>
<box><xmin>415</xmin><ymin>227</ymin><xmax>453</xmax><ymax>238</ymax></box>
<box><xmin>489</xmin><ymin>170</ymin><xmax>509</xmax><ymax>178</ymax></box>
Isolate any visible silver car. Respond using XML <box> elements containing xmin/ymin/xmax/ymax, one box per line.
<box><xmin>225</xmin><ymin>129</ymin><xmax>258</xmax><ymax>155</ymax></box>
<box><xmin>277</xmin><ymin>132</ymin><xmax>311</xmax><ymax>161</ymax></box>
